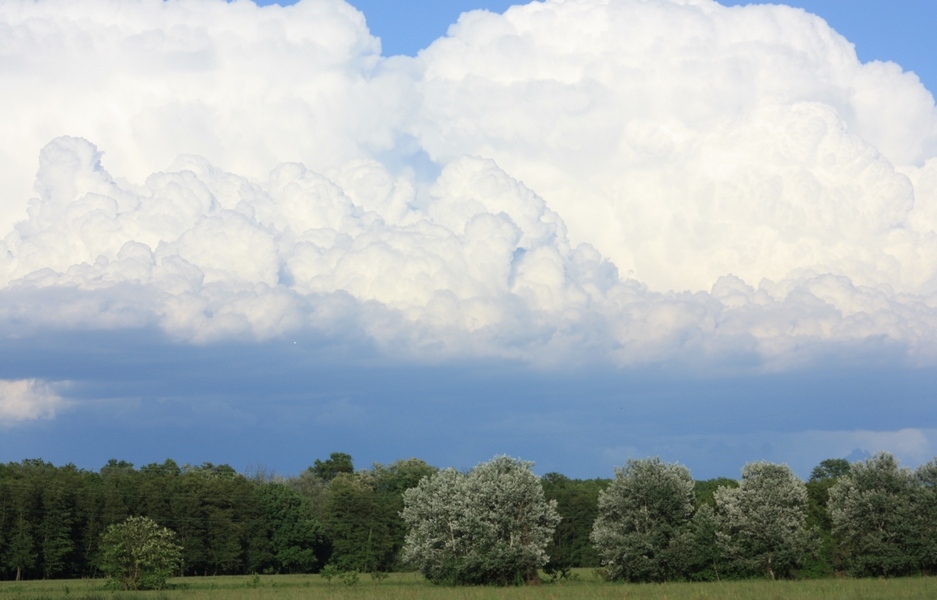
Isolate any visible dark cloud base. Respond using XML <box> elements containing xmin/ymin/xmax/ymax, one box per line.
<box><xmin>1</xmin><ymin>327</ymin><xmax>933</xmax><ymax>480</ymax></box>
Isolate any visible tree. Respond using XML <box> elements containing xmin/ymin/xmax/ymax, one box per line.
<box><xmin>542</xmin><ymin>473</ymin><xmax>608</xmax><ymax>571</ymax></box>
<box><xmin>98</xmin><ymin>516</ymin><xmax>182</xmax><ymax>590</ymax></box>
<box><xmin>401</xmin><ymin>455</ymin><xmax>560</xmax><ymax>586</ymax></box>
<box><xmin>255</xmin><ymin>483</ymin><xmax>327</xmax><ymax>573</ymax></box>
<box><xmin>828</xmin><ymin>452</ymin><xmax>919</xmax><ymax>577</ymax></box>
<box><xmin>694</xmin><ymin>478</ymin><xmax>738</xmax><ymax>508</ymax></box>
<box><xmin>802</xmin><ymin>458</ymin><xmax>850</xmax><ymax>577</ymax></box>
<box><xmin>714</xmin><ymin>462</ymin><xmax>812</xmax><ymax>579</ymax></box>
<box><xmin>39</xmin><ymin>481</ymin><xmax>75</xmax><ymax>579</ymax></box>
<box><xmin>325</xmin><ymin>472</ymin><xmax>396</xmax><ymax>572</ymax></box>
<box><xmin>914</xmin><ymin>458</ymin><xmax>937</xmax><ymax>574</ymax></box>
<box><xmin>368</xmin><ymin>459</ymin><xmax>438</xmax><ymax>571</ymax></box>
<box><xmin>311</xmin><ymin>453</ymin><xmax>354</xmax><ymax>483</ymax></box>
<box><xmin>590</xmin><ymin>458</ymin><xmax>696</xmax><ymax>582</ymax></box>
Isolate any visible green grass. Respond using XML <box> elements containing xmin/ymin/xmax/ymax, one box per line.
<box><xmin>2</xmin><ymin>570</ymin><xmax>936</xmax><ymax>600</ymax></box>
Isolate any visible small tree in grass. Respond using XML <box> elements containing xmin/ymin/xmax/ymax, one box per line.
<box><xmin>98</xmin><ymin>516</ymin><xmax>182</xmax><ymax>590</ymax></box>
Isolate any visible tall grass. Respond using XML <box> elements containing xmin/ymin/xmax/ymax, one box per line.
<box><xmin>1</xmin><ymin>571</ymin><xmax>936</xmax><ymax>600</ymax></box>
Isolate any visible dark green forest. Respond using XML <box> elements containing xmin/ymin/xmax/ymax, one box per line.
<box><xmin>0</xmin><ymin>453</ymin><xmax>931</xmax><ymax>582</ymax></box>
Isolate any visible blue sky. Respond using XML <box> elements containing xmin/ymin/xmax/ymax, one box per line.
<box><xmin>257</xmin><ymin>0</ymin><xmax>937</xmax><ymax>94</ymax></box>
<box><xmin>1</xmin><ymin>0</ymin><xmax>936</xmax><ymax>481</ymax></box>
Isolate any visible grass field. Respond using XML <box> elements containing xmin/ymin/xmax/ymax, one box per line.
<box><xmin>2</xmin><ymin>570</ymin><xmax>936</xmax><ymax>599</ymax></box>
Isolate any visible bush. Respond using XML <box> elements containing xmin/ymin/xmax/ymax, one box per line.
<box><xmin>97</xmin><ymin>516</ymin><xmax>182</xmax><ymax>590</ymax></box>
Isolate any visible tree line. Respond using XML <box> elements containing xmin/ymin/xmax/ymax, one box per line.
<box><xmin>0</xmin><ymin>451</ymin><xmax>934</xmax><ymax>583</ymax></box>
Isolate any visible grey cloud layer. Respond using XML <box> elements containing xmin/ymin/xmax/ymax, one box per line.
<box><xmin>1</xmin><ymin>0</ymin><xmax>936</xmax><ymax>368</ymax></box>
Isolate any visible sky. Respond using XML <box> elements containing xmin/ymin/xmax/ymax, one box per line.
<box><xmin>1</xmin><ymin>0</ymin><xmax>936</xmax><ymax>481</ymax></box>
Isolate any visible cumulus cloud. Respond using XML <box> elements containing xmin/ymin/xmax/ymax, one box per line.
<box><xmin>0</xmin><ymin>379</ymin><xmax>67</xmax><ymax>424</ymax></box>
<box><xmin>414</xmin><ymin>0</ymin><xmax>937</xmax><ymax>292</ymax></box>
<box><xmin>0</xmin><ymin>0</ymin><xmax>399</xmax><ymax>232</ymax></box>
<box><xmin>1</xmin><ymin>0</ymin><xmax>937</xmax><ymax>369</ymax></box>
<box><xmin>1</xmin><ymin>136</ymin><xmax>936</xmax><ymax>369</ymax></box>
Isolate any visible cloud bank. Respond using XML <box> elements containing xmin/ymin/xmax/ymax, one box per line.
<box><xmin>1</xmin><ymin>0</ymin><xmax>937</xmax><ymax>369</ymax></box>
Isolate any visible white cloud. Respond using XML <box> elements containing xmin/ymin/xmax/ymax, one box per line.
<box><xmin>1</xmin><ymin>0</ymin><xmax>937</xmax><ymax>369</ymax></box>
<box><xmin>0</xmin><ymin>0</ymin><xmax>394</xmax><ymax>232</ymax></box>
<box><xmin>0</xmin><ymin>379</ymin><xmax>68</xmax><ymax>424</ymax></box>
<box><xmin>1</xmin><ymin>136</ymin><xmax>936</xmax><ymax>368</ymax></box>
<box><xmin>413</xmin><ymin>0</ymin><xmax>937</xmax><ymax>292</ymax></box>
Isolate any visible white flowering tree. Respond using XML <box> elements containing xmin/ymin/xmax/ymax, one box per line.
<box><xmin>591</xmin><ymin>457</ymin><xmax>696</xmax><ymax>582</ymax></box>
<box><xmin>828</xmin><ymin>452</ymin><xmax>919</xmax><ymax>577</ymax></box>
<box><xmin>400</xmin><ymin>455</ymin><xmax>560</xmax><ymax>585</ymax></box>
<box><xmin>715</xmin><ymin>462</ymin><xmax>812</xmax><ymax>579</ymax></box>
<box><xmin>98</xmin><ymin>516</ymin><xmax>182</xmax><ymax>590</ymax></box>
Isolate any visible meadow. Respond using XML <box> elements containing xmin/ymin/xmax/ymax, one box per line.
<box><xmin>2</xmin><ymin>571</ymin><xmax>937</xmax><ymax>600</ymax></box>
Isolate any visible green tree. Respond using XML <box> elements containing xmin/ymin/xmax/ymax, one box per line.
<box><xmin>311</xmin><ymin>453</ymin><xmax>354</xmax><ymax>483</ymax></box>
<box><xmin>287</xmin><ymin>469</ymin><xmax>331</xmax><ymax>523</ymax></box>
<box><xmin>255</xmin><ymin>483</ymin><xmax>326</xmax><ymax>573</ymax></box>
<box><xmin>401</xmin><ymin>455</ymin><xmax>560</xmax><ymax>586</ymax></box>
<box><xmin>715</xmin><ymin>462</ymin><xmax>813</xmax><ymax>579</ymax></box>
<box><xmin>99</xmin><ymin>460</ymin><xmax>138</xmax><ymax>527</ymax></box>
<box><xmin>829</xmin><ymin>452</ymin><xmax>919</xmax><ymax>577</ymax></box>
<box><xmin>98</xmin><ymin>516</ymin><xmax>182</xmax><ymax>590</ymax></box>
<box><xmin>39</xmin><ymin>481</ymin><xmax>75</xmax><ymax>579</ymax></box>
<box><xmin>324</xmin><ymin>472</ymin><xmax>395</xmax><ymax>572</ymax></box>
<box><xmin>541</xmin><ymin>473</ymin><xmax>608</xmax><ymax>571</ymax></box>
<box><xmin>2</xmin><ymin>460</ymin><xmax>49</xmax><ymax>581</ymax></box>
<box><xmin>591</xmin><ymin>457</ymin><xmax>696</xmax><ymax>582</ymax></box>
<box><xmin>368</xmin><ymin>458</ymin><xmax>437</xmax><ymax>571</ymax></box>
<box><xmin>802</xmin><ymin>458</ymin><xmax>850</xmax><ymax>577</ymax></box>
<box><xmin>915</xmin><ymin>458</ymin><xmax>937</xmax><ymax>574</ymax></box>
<box><xmin>170</xmin><ymin>463</ymin><xmax>262</xmax><ymax>576</ymax></box>
<box><xmin>694</xmin><ymin>478</ymin><xmax>738</xmax><ymax>508</ymax></box>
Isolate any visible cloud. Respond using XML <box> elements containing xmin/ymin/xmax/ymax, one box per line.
<box><xmin>0</xmin><ymin>0</ymin><xmax>396</xmax><ymax>233</ymax></box>
<box><xmin>0</xmin><ymin>0</ymin><xmax>936</xmax><ymax>370</ymax></box>
<box><xmin>1</xmin><ymin>136</ymin><xmax>936</xmax><ymax>370</ymax></box>
<box><xmin>0</xmin><ymin>379</ymin><xmax>68</xmax><ymax>424</ymax></box>
<box><xmin>413</xmin><ymin>0</ymin><xmax>937</xmax><ymax>292</ymax></box>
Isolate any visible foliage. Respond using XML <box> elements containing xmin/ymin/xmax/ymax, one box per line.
<box><xmin>914</xmin><ymin>458</ymin><xmax>937</xmax><ymax>574</ymax></box>
<box><xmin>401</xmin><ymin>455</ymin><xmax>560</xmax><ymax>586</ymax></box>
<box><xmin>801</xmin><ymin>458</ymin><xmax>850</xmax><ymax>577</ymax></box>
<box><xmin>324</xmin><ymin>473</ymin><xmax>395</xmax><ymax>572</ymax></box>
<box><xmin>591</xmin><ymin>458</ymin><xmax>696</xmax><ymax>582</ymax></box>
<box><xmin>97</xmin><ymin>516</ymin><xmax>182</xmax><ymax>590</ymax></box>
<box><xmin>694</xmin><ymin>478</ymin><xmax>738</xmax><ymax>508</ymax></box>
<box><xmin>829</xmin><ymin>452</ymin><xmax>919</xmax><ymax>577</ymax></box>
<box><xmin>541</xmin><ymin>473</ymin><xmax>609</xmax><ymax>571</ymax></box>
<box><xmin>7</xmin><ymin>452</ymin><xmax>937</xmax><ymax>585</ymax></box>
<box><xmin>310</xmin><ymin>453</ymin><xmax>354</xmax><ymax>483</ymax></box>
<box><xmin>319</xmin><ymin>563</ymin><xmax>339</xmax><ymax>584</ymax></box>
<box><xmin>254</xmin><ymin>483</ymin><xmax>327</xmax><ymax>573</ymax></box>
<box><xmin>714</xmin><ymin>462</ymin><xmax>813</xmax><ymax>579</ymax></box>
<box><xmin>339</xmin><ymin>569</ymin><xmax>359</xmax><ymax>585</ymax></box>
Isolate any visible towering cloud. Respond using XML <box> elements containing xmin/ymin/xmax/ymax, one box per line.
<box><xmin>413</xmin><ymin>0</ymin><xmax>937</xmax><ymax>292</ymax></box>
<box><xmin>1</xmin><ymin>0</ymin><xmax>936</xmax><ymax>368</ymax></box>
